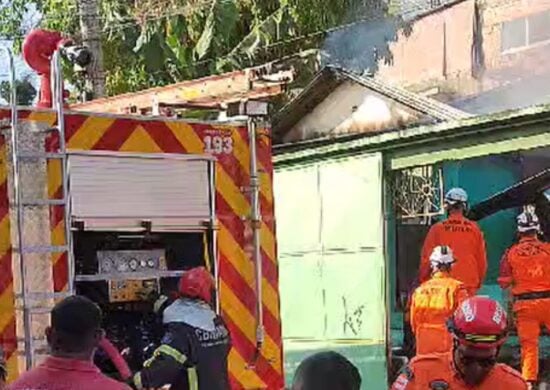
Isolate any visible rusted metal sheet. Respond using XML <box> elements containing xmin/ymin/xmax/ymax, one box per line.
<box><xmin>71</xmin><ymin>67</ymin><xmax>294</xmax><ymax>114</ymax></box>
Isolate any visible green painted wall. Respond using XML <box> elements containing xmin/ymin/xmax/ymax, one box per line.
<box><xmin>274</xmin><ymin>154</ymin><xmax>388</xmax><ymax>389</ymax></box>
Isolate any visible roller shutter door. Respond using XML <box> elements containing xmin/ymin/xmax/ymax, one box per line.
<box><xmin>68</xmin><ymin>152</ymin><xmax>212</xmax><ymax>231</ymax></box>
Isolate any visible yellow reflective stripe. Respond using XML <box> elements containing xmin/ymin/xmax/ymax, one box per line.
<box><xmin>464</xmin><ymin>334</ymin><xmax>499</xmax><ymax>342</ymax></box>
<box><xmin>133</xmin><ymin>372</ymin><xmax>143</xmax><ymax>390</ymax></box>
<box><xmin>188</xmin><ymin>366</ymin><xmax>199</xmax><ymax>390</ymax></box>
<box><xmin>143</xmin><ymin>355</ymin><xmax>155</xmax><ymax>368</ymax></box>
<box><xmin>157</xmin><ymin>344</ymin><xmax>187</xmax><ymax>365</ymax></box>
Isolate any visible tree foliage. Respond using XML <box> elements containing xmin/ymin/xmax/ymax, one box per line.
<box><xmin>0</xmin><ymin>76</ymin><xmax>37</xmax><ymax>105</ymax></box>
<box><xmin>0</xmin><ymin>0</ymin><xmax>390</xmax><ymax>96</ymax></box>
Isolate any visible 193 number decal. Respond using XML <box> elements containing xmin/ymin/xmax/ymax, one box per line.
<box><xmin>203</xmin><ymin>135</ymin><xmax>233</xmax><ymax>155</ymax></box>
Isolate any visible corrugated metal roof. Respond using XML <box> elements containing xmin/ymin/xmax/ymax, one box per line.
<box><xmin>273</xmin><ymin>102</ymin><xmax>550</xmax><ymax>166</ymax></box>
<box><xmin>71</xmin><ymin>65</ymin><xmax>293</xmax><ymax>114</ymax></box>
<box><xmin>338</xmin><ymin>68</ymin><xmax>471</xmax><ymax>121</ymax></box>
<box><xmin>395</xmin><ymin>0</ymin><xmax>467</xmax><ymax>19</ymax></box>
<box><xmin>272</xmin><ymin>65</ymin><xmax>471</xmax><ymax>140</ymax></box>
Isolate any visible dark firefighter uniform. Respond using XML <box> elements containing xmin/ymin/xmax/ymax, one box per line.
<box><xmin>133</xmin><ymin>298</ymin><xmax>231</xmax><ymax>390</ymax></box>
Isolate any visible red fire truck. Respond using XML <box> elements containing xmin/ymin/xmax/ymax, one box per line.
<box><xmin>0</xmin><ymin>29</ymin><xmax>283</xmax><ymax>389</ymax></box>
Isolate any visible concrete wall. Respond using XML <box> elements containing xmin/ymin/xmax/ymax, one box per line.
<box><xmin>377</xmin><ymin>0</ymin><xmax>476</xmax><ymax>91</ymax></box>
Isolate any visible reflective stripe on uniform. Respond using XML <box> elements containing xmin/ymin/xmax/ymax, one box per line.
<box><xmin>143</xmin><ymin>344</ymin><xmax>188</xmax><ymax>368</ymax></box>
<box><xmin>188</xmin><ymin>366</ymin><xmax>199</xmax><ymax>390</ymax></box>
<box><xmin>143</xmin><ymin>355</ymin><xmax>155</xmax><ymax>368</ymax></box>
<box><xmin>156</xmin><ymin>344</ymin><xmax>188</xmax><ymax>365</ymax></box>
<box><xmin>133</xmin><ymin>372</ymin><xmax>143</xmax><ymax>390</ymax></box>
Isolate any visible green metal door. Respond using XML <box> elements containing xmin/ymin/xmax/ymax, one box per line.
<box><xmin>274</xmin><ymin>153</ymin><xmax>387</xmax><ymax>389</ymax></box>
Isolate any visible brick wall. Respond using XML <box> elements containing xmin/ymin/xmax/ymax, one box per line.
<box><xmin>482</xmin><ymin>0</ymin><xmax>550</xmax><ymax>71</ymax></box>
<box><xmin>375</xmin><ymin>0</ymin><xmax>550</xmax><ymax>101</ymax></box>
<box><xmin>377</xmin><ymin>0</ymin><xmax>476</xmax><ymax>88</ymax></box>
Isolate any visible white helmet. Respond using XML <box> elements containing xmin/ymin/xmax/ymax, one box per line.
<box><xmin>517</xmin><ymin>209</ymin><xmax>540</xmax><ymax>233</ymax></box>
<box><xmin>430</xmin><ymin>245</ymin><xmax>455</xmax><ymax>270</ymax></box>
<box><xmin>445</xmin><ymin>188</ymin><xmax>468</xmax><ymax>206</ymax></box>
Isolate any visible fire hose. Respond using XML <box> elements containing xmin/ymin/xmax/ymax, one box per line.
<box><xmin>98</xmin><ymin>337</ymin><xmax>132</xmax><ymax>381</ymax></box>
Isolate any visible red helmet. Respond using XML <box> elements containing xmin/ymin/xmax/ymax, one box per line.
<box><xmin>448</xmin><ymin>297</ymin><xmax>508</xmax><ymax>349</ymax></box>
<box><xmin>178</xmin><ymin>267</ymin><xmax>215</xmax><ymax>303</ymax></box>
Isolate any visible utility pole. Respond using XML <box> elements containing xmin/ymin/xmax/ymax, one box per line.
<box><xmin>78</xmin><ymin>0</ymin><xmax>105</xmax><ymax>99</ymax></box>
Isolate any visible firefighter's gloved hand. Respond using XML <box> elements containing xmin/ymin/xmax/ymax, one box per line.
<box><xmin>153</xmin><ymin>295</ymin><xmax>170</xmax><ymax>314</ymax></box>
<box><xmin>136</xmin><ymin>283</ymin><xmax>158</xmax><ymax>301</ymax></box>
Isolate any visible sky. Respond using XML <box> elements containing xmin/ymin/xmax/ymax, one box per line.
<box><xmin>0</xmin><ymin>2</ymin><xmax>40</xmax><ymax>103</ymax></box>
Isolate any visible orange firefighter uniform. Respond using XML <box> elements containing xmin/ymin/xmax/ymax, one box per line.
<box><xmin>391</xmin><ymin>353</ymin><xmax>527</xmax><ymax>390</ymax></box>
<box><xmin>420</xmin><ymin>213</ymin><xmax>487</xmax><ymax>295</ymax></box>
<box><xmin>498</xmin><ymin>236</ymin><xmax>550</xmax><ymax>382</ymax></box>
<box><xmin>410</xmin><ymin>271</ymin><xmax>469</xmax><ymax>355</ymax></box>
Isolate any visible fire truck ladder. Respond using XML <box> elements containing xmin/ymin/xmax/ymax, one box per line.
<box><xmin>5</xmin><ymin>49</ymin><xmax>74</xmax><ymax>369</ymax></box>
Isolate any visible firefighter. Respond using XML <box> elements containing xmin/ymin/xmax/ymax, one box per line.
<box><xmin>391</xmin><ymin>297</ymin><xmax>528</xmax><ymax>389</ymax></box>
<box><xmin>498</xmin><ymin>209</ymin><xmax>550</xmax><ymax>386</ymax></box>
<box><xmin>419</xmin><ymin>188</ymin><xmax>487</xmax><ymax>295</ymax></box>
<box><xmin>132</xmin><ymin>266</ymin><xmax>230</xmax><ymax>390</ymax></box>
<box><xmin>410</xmin><ymin>245</ymin><xmax>469</xmax><ymax>355</ymax></box>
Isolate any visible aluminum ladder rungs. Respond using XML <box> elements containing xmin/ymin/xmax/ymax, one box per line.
<box><xmin>16</xmin><ymin>245</ymin><xmax>70</xmax><ymax>254</ymax></box>
<box><xmin>5</xmin><ymin>126</ymin><xmax>59</xmax><ymax>134</ymax></box>
<box><xmin>19</xmin><ymin>199</ymin><xmax>66</xmax><ymax>206</ymax></box>
<box><xmin>17</xmin><ymin>152</ymin><xmax>65</xmax><ymax>160</ymax></box>
<box><xmin>15</xmin><ymin>291</ymin><xmax>71</xmax><ymax>300</ymax></box>
<box><xmin>17</xmin><ymin>336</ymin><xmax>48</xmax><ymax>342</ymax></box>
<box><xmin>14</xmin><ymin>306</ymin><xmax>54</xmax><ymax>314</ymax></box>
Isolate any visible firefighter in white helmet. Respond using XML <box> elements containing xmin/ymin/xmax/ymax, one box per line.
<box><xmin>499</xmin><ymin>208</ymin><xmax>550</xmax><ymax>386</ymax></box>
<box><xmin>419</xmin><ymin>188</ymin><xmax>488</xmax><ymax>295</ymax></box>
<box><xmin>410</xmin><ymin>245</ymin><xmax>469</xmax><ymax>355</ymax></box>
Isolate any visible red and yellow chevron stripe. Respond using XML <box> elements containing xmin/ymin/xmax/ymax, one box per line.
<box><xmin>37</xmin><ymin>112</ymin><xmax>283</xmax><ymax>389</ymax></box>
<box><xmin>0</xmin><ymin>133</ymin><xmax>18</xmax><ymax>382</ymax></box>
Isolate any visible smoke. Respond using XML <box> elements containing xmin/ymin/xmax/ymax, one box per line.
<box><xmin>319</xmin><ymin>1</ymin><xmax>462</xmax><ymax>75</ymax></box>
<box><xmin>321</xmin><ymin>17</ymin><xmax>403</xmax><ymax>75</ymax></box>
<box><xmin>332</xmin><ymin>94</ymin><xmax>413</xmax><ymax>134</ymax></box>
<box><xmin>320</xmin><ymin>0</ymin><xmax>550</xmax><ymax>117</ymax></box>
<box><xmin>453</xmin><ymin>44</ymin><xmax>550</xmax><ymax>114</ymax></box>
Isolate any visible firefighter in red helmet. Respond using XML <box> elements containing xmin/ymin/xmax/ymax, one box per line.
<box><xmin>391</xmin><ymin>297</ymin><xmax>528</xmax><ymax>389</ymax></box>
<box><xmin>132</xmin><ymin>267</ymin><xmax>230</xmax><ymax>390</ymax></box>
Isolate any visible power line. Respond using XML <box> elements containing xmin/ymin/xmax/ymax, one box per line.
<box><xmin>0</xmin><ymin>4</ymin><xmax>392</xmax><ymax>83</ymax></box>
<box><xmin>0</xmin><ymin>14</ymin><xmax>371</xmax><ymax>81</ymax></box>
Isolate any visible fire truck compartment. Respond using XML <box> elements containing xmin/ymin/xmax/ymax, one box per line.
<box><xmin>66</xmin><ymin>152</ymin><xmax>216</xmax><ymax>375</ymax></box>
<box><xmin>74</xmin><ymin>230</ymin><xmax>211</xmax><ymax>375</ymax></box>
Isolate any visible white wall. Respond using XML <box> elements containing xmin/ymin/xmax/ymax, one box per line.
<box><xmin>283</xmin><ymin>81</ymin><xmax>420</xmax><ymax>142</ymax></box>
